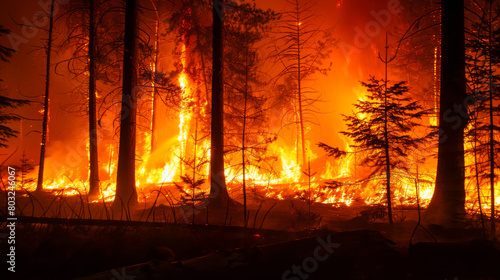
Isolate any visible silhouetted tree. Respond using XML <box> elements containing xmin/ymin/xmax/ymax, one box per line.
<box><xmin>113</xmin><ymin>0</ymin><xmax>139</xmax><ymax>212</ymax></box>
<box><xmin>273</xmin><ymin>0</ymin><xmax>334</xmax><ymax>167</ymax></box>
<box><xmin>342</xmin><ymin>77</ymin><xmax>429</xmax><ymax>224</ymax></box>
<box><xmin>209</xmin><ymin>0</ymin><xmax>228</xmax><ymax>207</ymax></box>
<box><xmin>0</xmin><ymin>25</ymin><xmax>15</xmax><ymax>62</ymax></box>
<box><xmin>224</xmin><ymin>2</ymin><xmax>279</xmax><ymax>227</ymax></box>
<box><xmin>424</xmin><ymin>0</ymin><xmax>468</xmax><ymax>227</ymax></box>
<box><xmin>0</xmin><ymin>26</ymin><xmax>29</xmax><ymax>148</ymax></box>
<box><xmin>56</xmin><ymin>0</ymin><xmax>125</xmax><ymax>197</ymax></box>
<box><xmin>464</xmin><ymin>0</ymin><xmax>500</xmax><ymax>235</ymax></box>
<box><xmin>87</xmin><ymin>0</ymin><xmax>99</xmax><ymax>197</ymax></box>
<box><xmin>36</xmin><ymin>0</ymin><xmax>56</xmax><ymax>193</ymax></box>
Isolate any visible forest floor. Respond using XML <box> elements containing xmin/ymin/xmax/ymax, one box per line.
<box><xmin>1</xmin><ymin>191</ymin><xmax>499</xmax><ymax>279</ymax></box>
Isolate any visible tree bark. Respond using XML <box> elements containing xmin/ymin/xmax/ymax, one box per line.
<box><xmin>88</xmin><ymin>0</ymin><xmax>100</xmax><ymax>197</ymax></box>
<box><xmin>383</xmin><ymin>34</ymin><xmax>393</xmax><ymax>224</ymax></box>
<box><xmin>295</xmin><ymin>2</ymin><xmax>306</xmax><ymax>167</ymax></box>
<box><xmin>242</xmin><ymin>45</ymin><xmax>249</xmax><ymax>227</ymax></box>
<box><xmin>36</xmin><ymin>0</ymin><xmax>55</xmax><ymax>193</ymax></box>
<box><xmin>209</xmin><ymin>0</ymin><xmax>229</xmax><ymax>207</ymax></box>
<box><xmin>424</xmin><ymin>0</ymin><xmax>467</xmax><ymax>227</ymax></box>
<box><xmin>151</xmin><ymin>19</ymin><xmax>159</xmax><ymax>153</ymax></box>
<box><xmin>487</xmin><ymin>1</ymin><xmax>496</xmax><ymax>237</ymax></box>
<box><xmin>113</xmin><ymin>0</ymin><xmax>139</xmax><ymax>210</ymax></box>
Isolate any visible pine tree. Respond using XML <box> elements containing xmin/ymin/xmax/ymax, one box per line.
<box><xmin>224</xmin><ymin>2</ymin><xmax>278</xmax><ymax>227</ymax></box>
<box><xmin>464</xmin><ymin>0</ymin><xmax>500</xmax><ymax>235</ymax></box>
<box><xmin>0</xmin><ymin>27</ymin><xmax>29</xmax><ymax>148</ymax></box>
<box><xmin>341</xmin><ymin>77</ymin><xmax>429</xmax><ymax>223</ymax></box>
<box><xmin>0</xmin><ymin>25</ymin><xmax>15</xmax><ymax>63</ymax></box>
<box><xmin>273</xmin><ymin>0</ymin><xmax>334</xmax><ymax>167</ymax></box>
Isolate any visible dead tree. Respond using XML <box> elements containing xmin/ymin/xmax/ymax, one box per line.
<box><xmin>36</xmin><ymin>0</ymin><xmax>56</xmax><ymax>193</ymax></box>
<box><xmin>464</xmin><ymin>0</ymin><xmax>500</xmax><ymax>236</ymax></box>
<box><xmin>224</xmin><ymin>3</ymin><xmax>278</xmax><ymax>227</ymax></box>
<box><xmin>88</xmin><ymin>0</ymin><xmax>99</xmax><ymax>197</ymax></box>
<box><xmin>273</xmin><ymin>0</ymin><xmax>333</xmax><ymax>167</ymax></box>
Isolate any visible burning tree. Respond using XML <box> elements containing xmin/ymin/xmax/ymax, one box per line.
<box><xmin>36</xmin><ymin>0</ymin><xmax>56</xmax><ymax>193</ymax></box>
<box><xmin>209</xmin><ymin>0</ymin><xmax>228</xmax><ymax>207</ymax></box>
<box><xmin>424</xmin><ymin>0</ymin><xmax>468</xmax><ymax>228</ymax></box>
<box><xmin>166</xmin><ymin>0</ymin><xmax>281</xmax><ymax>209</ymax></box>
<box><xmin>273</xmin><ymin>0</ymin><xmax>334</xmax><ymax>167</ymax></box>
<box><xmin>394</xmin><ymin>0</ymin><xmax>441</xmax><ymax>127</ymax></box>
<box><xmin>341</xmin><ymin>77</ymin><xmax>429</xmax><ymax>224</ymax></box>
<box><xmin>56</xmin><ymin>0</ymin><xmax>123</xmax><ymax>197</ymax></box>
<box><xmin>113</xmin><ymin>0</ymin><xmax>139</xmax><ymax>212</ymax></box>
<box><xmin>224</xmin><ymin>2</ymin><xmax>279</xmax><ymax>226</ymax></box>
<box><xmin>464</xmin><ymin>0</ymin><xmax>500</xmax><ymax>235</ymax></box>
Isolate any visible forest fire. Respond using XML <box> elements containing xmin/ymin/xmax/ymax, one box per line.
<box><xmin>16</xmin><ymin>77</ymin><xmax>483</xmax><ymax>212</ymax></box>
<box><xmin>9</xmin><ymin>53</ymin><xmax>500</xmax><ymax>213</ymax></box>
<box><xmin>1</xmin><ymin>0</ymin><xmax>500</xmax><ymax>279</ymax></box>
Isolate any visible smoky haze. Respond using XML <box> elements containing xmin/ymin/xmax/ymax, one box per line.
<box><xmin>0</xmin><ymin>0</ymin><xmax>429</xmax><ymax>177</ymax></box>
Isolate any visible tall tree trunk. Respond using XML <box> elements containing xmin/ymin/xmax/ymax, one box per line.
<box><xmin>242</xmin><ymin>45</ymin><xmax>249</xmax><ymax>227</ymax></box>
<box><xmin>295</xmin><ymin>2</ymin><xmax>306</xmax><ymax>167</ymax></box>
<box><xmin>242</xmin><ymin>94</ymin><xmax>247</xmax><ymax>226</ymax></box>
<box><xmin>473</xmin><ymin>109</ymin><xmax>486</xmax><ymax>236</ymax></box>
<box><xmin>424</xmin><ymin>0</ymin><xmax>467</xmax><ymax>227</ymax></box>
<box><xmin>36</xmin><ymin>0</ymin><xmax>55</xmax><ymax>193</ymax></box>
<box><xmin>488</xmin><ymin>1</ymin><xmax>496</xmax><ymax>237</ymax></box>
<box><xmin>209</xmin><ymin>0</ymin><xmax>229</xmax><ymax>207</ymax></box>
<box><xmin>151</xmin><ymin>19</ymin><xmax>159</xmax><ymax>153</ymax></box>
<box><xmin>383</xmin><ymin>33</ymin><xmax>393</xmax><ymax>224</ymax></box>
<box><xmin>113</xmin><ymin>0</ymin><xmax>139</xmax><ymax>210</ymax></box>
<box><xmin>88</xmin><ymin>0</ymin><xmax>100</xmax><ymax>197</ymax></box>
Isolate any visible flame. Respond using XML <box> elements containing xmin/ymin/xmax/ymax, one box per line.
<box><xmin>22</xmin><ymin>31</ymin><xmax>498</xmax><ymax>221</ymax></box>
<box><xmin>430</xmin><ymin>46</ymin><xmax>439</xmax><ymax>127</ymax></box>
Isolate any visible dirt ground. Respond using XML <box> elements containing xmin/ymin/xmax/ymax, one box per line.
<box><xmin>1</xmin><ymin>191</ymin><xmax>499</xmax><ymax>280</ymax></box>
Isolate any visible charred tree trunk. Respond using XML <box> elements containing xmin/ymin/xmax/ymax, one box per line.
<box><xmin>242</xmin><ymin>45</ymin><xmax>249</xmax><ymax>227</ymax></box>
<box><xmin>242</xmin><ymin>96</ymin><xmax>247</xmax><ymax>226</ymax></box>
<box><xmin>88</xmin><ymin>0</ymin><xmax>100</xmax><ymax>197</ymax></box>
<box><xmin>209</xmin><ymin>0</ymin><xmax>229</xmax><ymax>207</ymax></box>
<box><xmin>295</xmin><ymin>2</ymin><xmax>306</xmax><ymax>167</ymax></box>
<box><xmin>473</xmin><ymin>108</ymin><xmax>486</xmax><ymax>236</ymax></box>
<box><xmin>383</xmin><ymin>34</ymin><xmax>393</xmax><ymax>224</ymax></box>
<box><xmin>487</xmin><ymin>1</ymin><xmax>496</xmax><ymax>237</ymax></box>
<box><xmin>424</xmin><ymin>0</ymin><xmax>467</xmax><ymax>227</ymax></box>
<box><xmin>151</xmin><ymin>19</ymin><xmax>159</xmax><ymax>153</ymax></box>
<box><xmin>113</xmin><ymin>0</ymin><xmax>139</xmax><ymax>210</ymax></box>
<box><xmin>36</xmin><ymin>0</ymin><xmax>55</xmax><ymax>193</ymax></box>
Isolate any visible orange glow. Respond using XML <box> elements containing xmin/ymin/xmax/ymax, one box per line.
<box><xmin>18</xmin><ymin>16</ymin><xmax>498</xmax><ymax>220</ymax></box>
